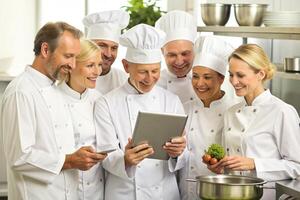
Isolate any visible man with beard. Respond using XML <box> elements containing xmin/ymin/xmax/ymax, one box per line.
<box><xmin>83</xmin><ymin>10</ymin><xmax>130</xmax><ymax>94</ymax></box>
<box><xmin>155</xmin><ymin>10</ymin><xmax>197</xmax><ymax>103</ymax></box>
<box><xmin>0</xmin><ymin>22</ymin><xmax>106</xmax><ymax>200</ymax></box>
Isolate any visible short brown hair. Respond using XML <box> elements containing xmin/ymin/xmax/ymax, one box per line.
<box><xmin>33</xmin><ymin>22</ymin><xmax>83</xmax><ymax>56</ymax></box>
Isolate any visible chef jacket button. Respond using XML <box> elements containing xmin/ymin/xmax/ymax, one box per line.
<box><xmin>226</xmin><ymin>148</ymin><xmax>230</xmax><ymax>152</ymax></box>
<box><xmin>155</xmin><ymin>186</ymin><xmax>159</xmax><ymax>190</ymax></box>
<box><xmin>194</xmin><ymin>110</ymin><xmax>198</xmax><ymax>114</ymax></box>
<box><xmin>168</xmin><ymin>80</ymin><xmax>172</xmax><ymax>84</ymax></box>
<box><xmin>81</xmin><ymin>142</ymin><xmax>85</xmax><ymax>145</ymax></box>
<box><xmin>100</xmin><ymin>178</ymin><xmax>103</xmax><ymax>182</ymax></box>
<box><xmin>138</xmin><ymin>165</ymin><xmax>141</xmax><ymax>168</ymax></box>
<box><xmin>87</xmin><ymin>182</ymin><xmax>90</xmax><ymax>185</ymax></box>
<box><xmin>253</xmin><ymin>109</ymin><xmax>257</xmax><ymax>112</ymax></box>
<box><xmin>152</xmin><ymin>96</ymin><xmax>156</xmax><ymax>100</ymax></box>
<box><xmin>190</xmin><ymin>166</ymin><xmax>194</xmax><ymax>170</ymax></box>
<box><xmin>241</xmin><ymin>128</ymin><xmax>245</xmax><ymax>132</ymax></box>
<box><xmin>237</xmin><ymin>109</ymin><xmax>241</xmax><ymax>113</ymax></box>
<box><xmin>218</xmin><ymin>113</ymin><xmax>222</xmax><ymax>117</ymax></box>
<box><xmin>137</xmin><ymin>187</ymin><xmax>140</xmax><ymax>191</ymax></box>
<box><xmin>78</xmin><ymin>123</ymin><xmax>82</xmax><ymax>127</ymax></box>
<box><xmin>190</xmin><ymin>97</ymin><xmax>194</xmax><ymax>101</ymax></box>
<box><xmin>227</xmin><ymin>127</ymin><xmax>231</xmax><ymax>131</ymax></box>
<box><xmin>189</xmin><ymin>147</ymin><xmax>192</xmax><ymax>151</ymax></box>
<box><xmin>190</xmin><ymin>128</ymin><xmax>194</xmax><ymax>131</ymax></box>
<box><xmin>237</xmin><ymin>148</ymin><xmax>240</xmax><ymax>152</ymax></box>
<box><xmin>210</xmin><ymin>129</ymin><xmax>214</xmax><ymax>133</ymax></box>
<box><xmin>59</xmin><ymin>146</ymin><xmax>62</xmax><ymax>150</ymax></box>
<box><xmin>155</xmin><ymin>163</ymin><xmax>159</xmax><ymax>167</ymax></box>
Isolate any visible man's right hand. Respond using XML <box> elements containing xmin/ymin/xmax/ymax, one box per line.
<box><xmin>63</xmin><ymin>146</ymin><xmax>107</xmax><ymax>171</ymax></box>
<box><xmin>124</xmin><ymin>138</ymin><xmax>154</xmax><ymax>167</ymax></box>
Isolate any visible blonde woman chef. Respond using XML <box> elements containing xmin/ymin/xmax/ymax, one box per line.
<box><xmin>58</xmin><ymin>39</ymin><xmax>107</xmax><ymax>200</ymax></box>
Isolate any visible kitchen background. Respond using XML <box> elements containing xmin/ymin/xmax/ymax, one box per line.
<box><xmin>1</xmin><ymin>0</ymin><xmax>300</xmax><ymax>198</ymax></box>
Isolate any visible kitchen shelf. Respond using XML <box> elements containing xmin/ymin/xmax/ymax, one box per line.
<box><xmin>275</xmin><ymin>71</ymin><xmax>300</xmax><ymax>80</ymax></box>
<box><xmin>0</xmin><ymin>73</ymin><xmax>16</xmax><ymax>82</ymax></box>
<box><xmin>197</xmin><ymin>26</ymin><xmax>300</xmax><ymax>40</ymax></box>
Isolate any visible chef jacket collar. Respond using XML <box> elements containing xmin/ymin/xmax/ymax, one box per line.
<box><xmin>249</xmin><ymin>89</ymin><xmax>271</xmax><ymax>106</ymax></box>
<box><xmin>195</xmin><ymin>90</ymin><xmax>227</xmax><ymax>108</ymax></box>
<box><xmin>166</xmin><ymin>69</ymin><xmax>193</xmax><ymax>80</ymax></box>
<box><xmin>27</xmin><ymin>65</ymin><xmax>54</xmax><ymax>88</ymax></box>
<box><xmin>60</xmin><ymin>81</ymin><xmax>89</xmax><ymax>100</ymax></box>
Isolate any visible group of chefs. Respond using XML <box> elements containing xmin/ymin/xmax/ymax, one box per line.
<box><xmin>1</xmin><ymin>8</ymin><xmax>300</xmax><ymax>200</ymax></box>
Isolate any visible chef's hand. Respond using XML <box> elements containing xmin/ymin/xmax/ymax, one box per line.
<box><xmin>218</xmin><ymin>156</ymin><xmax>255</xmax><ymax>171</ymax></box>
<box><xmin>124</xmin><ymin>138</ymin><xmax>154</xmax><ymax>167</ymax></box>
<box><xmin>63</xmin><ymin>146</ymin><xmax>107</xmax><ymax>171</ymax></box>
<box><xmin>207</xmin><ymin>160</ymin><xmax>224</xmax><ymax>174</ymax></box>
<box><xmin>163</xmin><ymin>136</ymin><xmax>186</xmax><ymax>158</ymax></box>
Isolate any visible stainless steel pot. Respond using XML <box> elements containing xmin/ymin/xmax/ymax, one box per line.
<box><xmin>186</xmin><ymin>175</ymin><xmax>267</xmax><ymax>200</ymax></box>
<box><xmin>284</xmin><ymin>57</ymin><xmax>300</xmax><ymax>72</ymax></box>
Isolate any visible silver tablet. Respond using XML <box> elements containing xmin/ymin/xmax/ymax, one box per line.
<box><xmin>132</xmin><ymin>111</ymin><xmax>188</xmax><ymax>160</ymax></box>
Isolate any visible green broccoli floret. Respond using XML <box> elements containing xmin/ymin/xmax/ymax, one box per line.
<box><xmin>207</xmin><ymin>144</ymin><xmax>225</xmax><ymax>160</ymax></box>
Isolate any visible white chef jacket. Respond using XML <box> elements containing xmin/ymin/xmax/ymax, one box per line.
<box><xmin>94</xmin><ymin>81</ymin><xmax>186</xmax><ymax>200</ymax></box>
<box><xmin>0</xmin><ymin>66</ymin><xmax>78</xmax><ymax>200</ymax></box>
<box><xmin>58</xmin><ymin>82</ymin><xmax>104</xmax><ymax>200</ymax></box>
<box><xmin>223</xmin><ymin>89</ymin><xmax>300</xmax><ymax>199</ymax></box>
<box><xmin>95</xmin><ymin>67</ymin><xmax>127</xmax><ymax>95</ymax></box>
<box><xmin>157</xmin><ymin>69</ymin><xmax>196</xmax><ymax>104</ymax></box>
<box><xmin>179</xmin><ymin>93</ymin><xmax>237</xmax><ymax>200</ymax></box>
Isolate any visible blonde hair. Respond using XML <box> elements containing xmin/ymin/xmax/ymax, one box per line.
<box><xmin>61</xmin><ymin>39</ymin><xmax>100</xmax><ymax>83</ymax></box>
<box><xmin>76</xmin><ymin>39</ymin><xmax>101</xmax><ymax>62</ymax></box>
<box><xmin>228</xmin><ymin>44</ymin><xmax>276</xmax><ymax>81</ymax></box>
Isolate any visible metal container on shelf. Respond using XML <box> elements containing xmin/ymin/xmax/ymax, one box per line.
<box><xmin>284</xmin><ymin>57</ymin><xmax>300</xmax><ymax>73</ymax></box>
<box><xmin>201</xmin><ymin>3</ymin><xmax>231</xmax><ymax>26</ymax></box>
<box><xmin>234</xmin><ymin>4</ymin><xmax>268</xmax><ymax>26</ymax></box>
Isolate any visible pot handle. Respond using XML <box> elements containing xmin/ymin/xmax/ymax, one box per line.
<box><xmin>185</xmin><ymin>178</ymin><xmax>197</xmax><ymax>182</ymax></box>
<box><xmin>257</xmin><ymin>181</ymin><xmax>275</xmax><ymax>190</ymax></box>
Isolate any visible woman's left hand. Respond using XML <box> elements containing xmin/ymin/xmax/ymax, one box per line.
<box><xmin>218</xmin><ymin>156</ymin><xmax>255</xmax><ymax>171</ymax></box>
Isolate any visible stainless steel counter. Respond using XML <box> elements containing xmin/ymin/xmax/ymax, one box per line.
<box><xmin>276</xmin><ymin>180</ymin><xmax>300</xmax><ymax>199</ymax></box>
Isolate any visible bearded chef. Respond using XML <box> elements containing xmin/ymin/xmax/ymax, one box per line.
<box><xmin>0</xmin><ymin>22</ymin><xmax>104</xmax><ymax>200</ymax></box>
<box><xmin>83</xmin><ymin>10</ymin><xmax>129</xmax><ymax>94</ymax></box>
<box><xmin>209</xmin><ymin>44</ymin><xmax>300</xmax><ymax>199</ymax></box>
<box><xmin>94</xmin><ymin>24</ymin><xmax>187</xmax><ymax>200</ymax></box>
<box><xmin>179</xmin><ymin>36</ymin><xmax>238</xmax><ymax>200</ymax></box>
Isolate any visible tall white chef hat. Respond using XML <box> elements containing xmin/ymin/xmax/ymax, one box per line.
<box><xmin>82</xmin><ymin>10</ymin><xmax>130</xmax><ymax>43</ymax></box>
<box><xmin>193</xmin><ymin>36</ymin><xmax>234</xmax><ymax>76</ymax></box>
<box><xmin>120</xmin><ymin>24</ymin><xmax>166</xmax><ymax>64</ymax></box>
<box><xmin>155</xmin><ymin>10</ymin><xmax>197</xmax><ymax>46</ymax></box>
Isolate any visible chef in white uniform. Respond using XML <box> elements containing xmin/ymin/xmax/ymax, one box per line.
<box><xmin>0</xmin><ymin>22</ymin><xmax>104</xmax><ymax>200</ymax></box>
<box><xmin>210</xmin><ymin>44</ymin><xmax>300</xmax><ymax>199</ymax></box>
<box><xmin>155</xmin><ymin>10</ymin><xmax>197</xmax><ymax>103</ymax></box>
<box><xmin>179</xmin><ymin>36</ymin><xmax>237</xmax><ymax>200</ymax></box>
<box><xmin>58</xmin><ymin>39</ymin><xmax>107</xmax><ymax>200</ymax></box>
<box><xmin>94</xmin><ymin>24</ymin><xmax>187</xmax><ymax>200</ymax></box>
<box><xmin>155</xmin><ymin>11</ymin><xmax>238</xmax><ymax>104</ymax></box>
<box><xmin>83</xmin><ymin>10</ymin><xmax>129</xmax><ymax>94</ymax></box>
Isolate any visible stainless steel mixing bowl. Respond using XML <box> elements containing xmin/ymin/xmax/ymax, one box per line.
<box><xmin>234</xmin><ymin>4</ymin><xmax>268</xmax><ymax>26</ymax></box>
<box><xmin>201</xmin><ymin>3</ymin><xmax>231</xmax><ymax>26</ymax></box>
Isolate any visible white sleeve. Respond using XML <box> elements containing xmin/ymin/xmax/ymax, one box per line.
<box><xmin>255</xmin><ymin>106</ymin><xmax>300</xmax><ymax>181</ymax></box>
<box><xmin>1</xmin><ymin>91</ymin><xmax>65</xmax><ymax>184</ymax></box>
<box><xmin>94</xmin><ymin>96</ymin><xmax>134</xmax><ymax>179</ymax></box>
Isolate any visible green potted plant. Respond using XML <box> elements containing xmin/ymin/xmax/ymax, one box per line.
<box><xmin>123</xmin><ymin>0</ymin><xmax>164</xmax><ymax>29</ymax></box>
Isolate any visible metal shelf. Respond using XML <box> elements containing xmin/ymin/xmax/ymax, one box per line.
<box><xmin>275</xmin><ymin>71</ymin><xmax>300</xmax><ymax>80</ymax></box>
<box><xmin>0</xmin><ymin>73</ymin><xmax>15</xmax><ymax>82</ymax></box>
<box><xmin>198</xmin><ymin>26</ymin><xmax>300</xmax><ymax>40</ymax></box>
